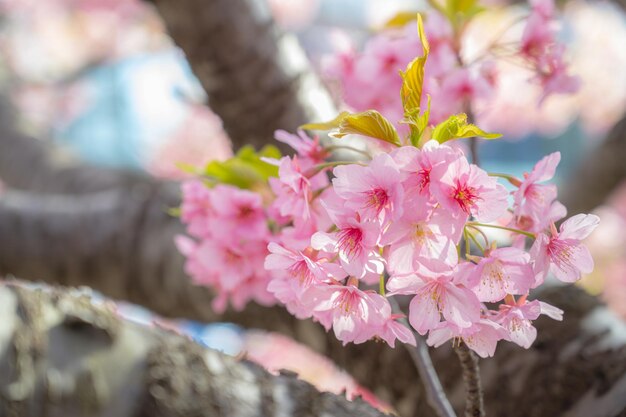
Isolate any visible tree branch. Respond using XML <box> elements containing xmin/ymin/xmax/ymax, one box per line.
<box><xmin>453</xmin><ymin>342</ymin><xmax>484</xmax><ymax>417</ymax></box>
<box><xmin>146</xmin><ymin>0</ymin><xmax>336</xmax><ymax>152</ymax></box>
<box><xmin>0</xmin><ymin>280</ymin><xmax>389</xmax><ymax>417</ymax></box>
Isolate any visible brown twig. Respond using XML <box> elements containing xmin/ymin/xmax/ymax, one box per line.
<box><xmin>454</xmin><ymin>341</ymin><xmax>485</xmax><ymax>417</ymax></box>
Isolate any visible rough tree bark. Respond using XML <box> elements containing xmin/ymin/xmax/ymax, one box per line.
<box><xmin>145</xmin><ymin>0</ymin><xmax>335</xmax><ymax>152</ymax></box>
<box><xmin>0</xmin><ymin>281</ymin><xmax>389</xmax><ymax>417</ymax></box>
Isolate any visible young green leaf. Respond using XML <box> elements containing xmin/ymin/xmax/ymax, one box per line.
<box><xmin>330</xmin><ymin>110</ymin><xmax>401</xmax><ymax>146</ymax></box>
<box><xmin>431</xmin><ymin>113</ymin><xmax>502</xmax><ymax>144</ymax></box>
<box><xmin>400</xmin><ymin>14</ymin><xmax>430</xmax><ymax>116</ymax></box>
<box><xmin>203</xmin><ymin>145</ymin><xmax>280</xmax><ymax>189</ymax></box>
<box><xmin>300</xmin><ymin>111</ymin><xmax>350</xmax><ymax>131</ymax></box>
<box><xmin>301</xmin><ymin>110</ymin><xmax>400</xmax><ymax>146</ymax></box>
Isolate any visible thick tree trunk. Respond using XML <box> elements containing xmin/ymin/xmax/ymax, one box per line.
<box><xmin>0</xmin><ymin>280</ymin><xmax>389</xmax><ymax>417</ymax></box>
<box><xmin>146</xmin><ymin>0</ymin><xmax>335</xmax><ymax>152</ymax></box>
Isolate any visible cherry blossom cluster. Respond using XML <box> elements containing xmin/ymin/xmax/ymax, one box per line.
<box><xmin>176</xmin><ymin>180</ymin><xmax>276</xmax><ymax>313</ymax></box>
<box><xmin>178</xmin><ymin>128</ymin><xmax>599</xmax><ymax>356</ymax></box>
<box><xmin>324</xmin><ymin>0</ymin><xmax>578</xmax><ymax>125</ymax></box>
<box><xmin>176</xmin><ymin>12</ymin><xmax>596</xmax><ymax>358</ymax></box>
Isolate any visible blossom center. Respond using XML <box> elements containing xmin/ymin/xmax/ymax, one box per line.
<box><xmin>547</xmin><ymin>238</ymin><xmax>575</xmax><ymax>268</ymax></box>
<box><xmin>288</xmin><ymin>259</ymin><xmax>313</xmax><ymax>285</ymax></box>
<box><xmin>454</xmin><ymin>183</ymin><xmax>480</xmax><ymax>214</ymax></box>
<box><xmin>417</xmin><ymin>168</ymin><xmax>431</xmax><ymax>192</ymax></box>
<box><xmin>337</xmin><ymin>227</ymin><xmax>364</xmax><ymax>258</ymax></box>
<box><xmin>365</xmin><ymin>187</ymin><xmax>390</xmax><ymax>214</ymax></box>
<box><xmin>336</xmin><ymin>289</ymin><xmax>359</xmax><ymax>315</ymax></box>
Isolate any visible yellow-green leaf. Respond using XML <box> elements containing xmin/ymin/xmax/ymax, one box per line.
<box><xmin>403</xmin><ymin>96</ymin><xmax>431</xmax><ymax>147</ymax></box>
<box><xmin>431</xmin><ymin>114</ymin><xmax>502</xmax><ymax>144</ymax></box>
<box><xmin>400</xmin><ymin>14</ymin><xmax>429</xmax><ymax>116</ymax></box>
<box><xmin>331</xmin><ymin>110</ymin><xmax>400</xmax><ymax>146</ymax></box>
<box><xmin>382</xmin><ymin>11</ymin><xmax>418</xmax><ymax>29</ymax></box>
<box><xmin>300</xmin><ymin>111</ymin><xmax>350</xmax><ymax>131</ymax></box>
<box><xmin>203</xmin><ymin>145</ymin><xmax>280</xmax><ymax>189</ymax></box>
<box><xmin>417</xmin><ymin>14</ymin><xmax>430</xmax><ymax>56</ymax></box>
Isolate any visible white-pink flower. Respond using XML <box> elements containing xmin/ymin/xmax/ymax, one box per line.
<box><xmin>332</xmin><ymin>153</ymin><xmax>405</xmax><ymax>223</ymax></box>
<box><xmin>391</xmin><ymin>141</ymin><xmax>462</xmax><ymax>201</ymax></box>
<box><xmin>388</xmin><ymin>267</ymin><xmax>481</xmax><ymax>335</ymax></box>
<box><xmin>208</xmin><ymin>184</ymin><xmax>268</xmax><ymax>238</ymax></box>
<box><xmin>305</xmin><ymin>284</ymin><xmax>390</xmax><ymax>345</ymax></box>
<box><xmin>494</xmin><ymin>298</ymin><xmax>563</xmax><ymax>348</ymax></box>
<box><xmin>382</xmin><ymin>198</ymin><xmax>459</xmax><ymax>275</ymax></box>
<box><xmin>530</xmin><ymin>214</ymin><xmax>600</xmax><ymax>283</ymax></box>
<box><xmin>274</xmin><ymin>129</ymin><xmax>329</xmax><ymax>165</ymax></box>
<box><xmin>268</xmin><ymin>155</ymin><xmax>328</xmax><ymax>223</ymax></box>
<box><xmin>513</xmin><ymin>152</ymin><xmax>560</xmax><ymax>221</ymax></box>
<box><xmin>311</xmin><ymin>214</ymin><xmax>384</xmax><ymax>280</ymax></box>
<box><xmin>466</xmin><ymin>247</ymin><xmax>535</xmax><ymax>302</ymax></box>
<box><xmin>427</xmin><ymin>319</ymin><xmax>506</xmax><ymax>358</ymax></box>
<box><xmin>431</xmin><ymin>157</ymin><xmax>509</xmax><ymax>222</ymax></box>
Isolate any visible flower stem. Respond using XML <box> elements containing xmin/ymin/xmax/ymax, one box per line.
<box><xmin>379</xmin><ymin>274</ymin><xmax>386</xmax><ymax>296</ymax></box>
<box><xmin>488</xmin><ymin>172</ymin><xmax>522</xmax><ymax>186</ymax></box>
<box><xmin>466</xmin><ymin>222</ymin><xmax>535</xmax><ymax>239</ymax></box>
<box><xmin>465</xmin><ymin>229</ymin><xmax>485</xmax><ymax>253</ymax></box>
<box><xmin>454</xmin><ymin>341</ymin><xmax>485</xmax><ymax>417</ymax></box>
<box><xmin>306</xmin><ymin>160</ymin><xmax>362</xmax><ymax>177</ymax></box>
<box><xmin>389</xmin><ymin>298</ymin><xmax>457</xmax><ymax>417</ymax></box>
<box><xmin>466</xmin><ymin>225</ymin><xmax>490</xmax><ymax>249</ymax></box>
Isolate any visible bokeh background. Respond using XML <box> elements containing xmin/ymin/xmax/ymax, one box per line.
<box><xmin>1</xmin><ymin>0</ymin><xmax>625</xmax><ymax>405</ymax></box>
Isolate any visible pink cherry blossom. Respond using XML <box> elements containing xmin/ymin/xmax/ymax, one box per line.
<box><xmin>265</xmin><ymin>243</ymin><xmax>343</xmax><ymax>286</ymax></box>
<box><xmin>382</xmin><ymin>197</ymin><xmax>459</xmax><ymax>275</ymax></box>
<box><xmin>274</xmin><ymin>129</ymin><xmax>329</xmax><ymax>164</ymax></box>
<box><xmin>494</xmin><ymin>298</ymin><xmax>563</xmax><ymax>348</ymax></box>
<box><xmin>208</xmin><ymin>184</ymin><xmax>268</xmax><ymax>238</ymax></box>
<box><xmin>375</xmin><ymin>314</ymin><xmax>417</xmax><ymax>348</ymax></box>
<box><xmin>332</xmin><ymin>153</ymin><xmax>405</xmax><ymax>223</ymax></box>
<box><xmin>467</xmin><ymin>247</ymin><xmax>535</xmax><ymax>302</ymax></box>
<box><xmin>391</xmin><ymin>141</ymin><xmax>462</xmax><ymax>200</ymax></box>
<box><xmin>306</xmin><ymin>283</ymin><xmax>390</xmax><ymax>345</ymax></box>
<box><xmin>311</xmin><ymin>214</ymin><xmax>384</xmax><ymax>280</ymax></box>
<box><xmin>513</xmin><ymin>152</ymin><xmax>560</xmax><ymax>220</ymax></box>
<box><xmin>536</xmin><ymin>45</ymin><xmax>581</xmax><ymax>103</ymax></box>
<box><xmin>388</xmin><ymin>268</ymin><xmax>481</xmax><ymax>335</ymax></box>
<box><xmin>427</xmin><ymin>319</ymin><xmax>506</xmax><ymax>358</ymax></box>
<box><xmin>531</xmin><ymin>214</ymin><xmax>600</xmax><ymax>283</ymax></box>
<box><xmin>430</xmin><ymin>157</ymin><xmax>509</xmax><ymax>222</ymax></box>
<box><xmin>268</xmin><ymin>155</ymin><xmax>327</xmax><ymax>223</ymax></box>
<box><xmin>180</xmin><ymin>179</ymin><xmax>214</xmax><ymax>238</ymax></box>
<box><xmin>512</xmin><ymin>199</ymin><xmax>567</xmax><ymax>235</ymax></box>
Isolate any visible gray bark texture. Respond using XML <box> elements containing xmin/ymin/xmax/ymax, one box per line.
<box><xmin>0</xmin><ymin>280</ymin><xmax>389</xmax><ymax>417</ymax></box>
